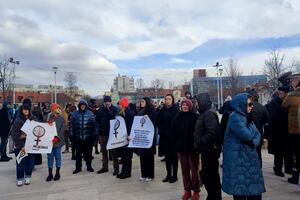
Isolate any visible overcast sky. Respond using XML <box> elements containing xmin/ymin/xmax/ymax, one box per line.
<box><xmin>1</xmin><ymin>0</ymin><xmax>300</xmax><ymax>96</ymax></box>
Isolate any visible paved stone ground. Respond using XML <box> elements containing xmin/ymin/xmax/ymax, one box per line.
<box><xmin>0</xmin><ymin>149</ymin><xmax>299</xmax><ymax>200</ymax></box>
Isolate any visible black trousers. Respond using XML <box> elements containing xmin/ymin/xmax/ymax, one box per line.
<box><xmin>274</xmin><ymin>151</ymin><xmax>293</xmax><ymax>172</ymax></box>
<box><xmin>165</xmin><ymin>153</ymin><xmax>178</xmax><ymax>178</ymax></box>
<box><xmin>140</xmin><ymin>155</ymin><xmax>155</xmax><ymax>179</ymax></box>
<box><xmin>0</xmin><ymin>135</ymin><xmax>8</xmax><ymax>158</ymax></box>
<box><xmin>201</xmin><ymin>151</ymin><xmax>222</xmax><ymax>200</ymax></box>
<box><xmin>233</xmin><ymin>195</ymin><xmax>261</xmax><ymax>200</ymax></box>
<box><xmin>75</xmin><ymin>140</ymin><xmax>93</xmax><ymax>170</ymax></box>
<box><xmin>120</xmin><ymin>148</ymin><xmax>133</xmax><ymax>176</ymax></box>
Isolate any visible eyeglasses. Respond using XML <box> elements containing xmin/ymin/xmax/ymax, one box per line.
<box><xmin>247</xmin><ymin>102</ymin><xmax>254</xmax><ymax>107</ymax></box>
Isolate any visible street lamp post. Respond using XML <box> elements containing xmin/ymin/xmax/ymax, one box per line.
<box><xmin>53</xmin><ymin>67</ymin><xmax>58</xmax><ymax>103</ymax></box>
<box><xmin>219</xmin><ymin>68</ymin><xmax>224</xmax><ymax>106</ymax></box>
<box><xmin>9</xmin><ymin>57</ymin><xmax>20</xmax><ymax>105</ymax></box>
<box><xmin>213</xmin><ymin>62</ymin><xmax>222</xmax><ymax>110</ymax></box>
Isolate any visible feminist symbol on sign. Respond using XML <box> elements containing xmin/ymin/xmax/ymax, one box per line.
<box><xmin>33</xmin><ymin>126</ymin><xmax>46</xmax><ymax>146</ymax></box>
<box><xmin>140</xmin><ymin>117</ymin><xmax>146</xmax><ymax>128</ymax></box>
<box><xmin>113</xmin><ymin>119</ymin><xmax>120</xmax><ymax>138</ymax></box>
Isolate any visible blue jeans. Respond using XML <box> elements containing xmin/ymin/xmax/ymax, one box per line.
<box><xmin>233</xmin><ymin>195</ymin><xmax>262</xmax><ymax>200</ymax></box>
<box><xmin>14</xmin><ymin>149</ymin><xmax>35</xmax><ymax>181</ymax></box>
<box><xmin>47</xmin><ymin>147</ymin><xmax>62</xmax><ymax>168</ymax></box>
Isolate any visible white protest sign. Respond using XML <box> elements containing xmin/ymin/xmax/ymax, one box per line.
<box><xmin>106</xmin><ymin>116</ymin><xmax>129</xmax><ymax>150</ymax></box>
<box><xmin>128</xmin><ymin>116</ymin><xmax>155</xmax><ymax>149</ymax></box>
<box><xmin>21</xmin><ymin>120</ymin><xmax>57</xmax><ymax>154</ymax></box>
<box><xmin>16</xmin><ymin>151</ymin><xmax>28</xmax><ymax>164</ymax></box>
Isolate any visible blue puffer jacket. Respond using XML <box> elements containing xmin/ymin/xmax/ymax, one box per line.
<box><xmin>70</xmin><ymin>100</ymin><xmax>97</xmax><ymax>141</ymax></box>
<box><xmin>222</xmin><ymin>93</ymin><xmax>265</xmax><ymax>196</ymax></box>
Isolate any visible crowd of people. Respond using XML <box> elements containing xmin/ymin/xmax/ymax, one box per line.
<box><xmin>0</xmin><ymin>81</ymin><xmax>300</xmax><ymax>200</ymax></box>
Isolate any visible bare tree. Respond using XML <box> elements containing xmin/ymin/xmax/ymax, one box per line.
<box><xmin>290</xmin><ymin>58</ymin><xmax>300</xmax><ymax>73</ymax></box>
<box><xmin>263</xmin><ymin>48</ymin><xmax>285</xmax><ymax>91</ymax></box>
<box><xmin>0</xmin><ymin>57</ymin><xmax>13</xmax><ymax>101</ymax></box>
<box><xmin>151</xmin><ymin>78</ymin><xmax>165</xmax><ymax>89</ymax></box>
<box><xmin>225</xmin><ymin>57</ymin><xmax>242</xmax><ymax>95</ymax></box>
<box><xmin>64</xmin><ymin>72</ymin><xmax>77</xmax><ymax>97</ymax></box>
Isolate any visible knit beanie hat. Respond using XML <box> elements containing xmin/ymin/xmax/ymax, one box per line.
<box><xmin>119</xmin><ymin>97</ymin><xmax>129</xmax><ymax>108</ymax></box>
<box><xmin>103</xmin><ymin>96</ymin><xmax>112</xmax><ymax>103</ymax></box>
<box><xmin>51</xmin><ymin>103</ymin><xmax>62</xmax><ymax>115</ymax></box>
<box><xmin>181</xmin><ymin>99</ymin><xmax>193</xmax><ymax>111</ymax></box>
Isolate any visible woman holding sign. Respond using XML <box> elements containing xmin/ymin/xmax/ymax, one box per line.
<box><xmin>10</xmin><ymin>104</ymin><xmax>37</xmax><ymax>187</ymax></box>
<box><xmin>136</xmin><ymin>97</ymin><xmax>157</xmax><ymax>182</ymax></box>
<box><xmin>116</xmin><ymin>97</ymin><xmax>135</xmax><ymax>179</ymax></box>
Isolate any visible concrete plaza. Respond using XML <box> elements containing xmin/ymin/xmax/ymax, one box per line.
<box><xmin>0</xmin><ymin>150</ymin><xmax>299</xmax><ymax>200</ymax></box>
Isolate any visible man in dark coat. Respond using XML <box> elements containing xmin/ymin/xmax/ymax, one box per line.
<box><xmin>247</xmin><ymin>89</ymin><xmax>270</xmax><ymax>166</ymax></box>
<box><xmin>0</xmin><ymin>101</ymin><xmax>12</xmax><ymax>161</ymax></box>
<box><xmin>193</xmin><ymin>93</ymin><xmax>222</xmax><ymax>200</ymax></box>
<box><xmin>70</xmin><ymin>99</ymin><xmax>97</xmax><ymax>174</ymax></box>
<box><xmin>265</xmin><ymin>87</ymin><xmax>293</xmax><ymax>177</ymax></box>
<box><xmin>96</xmin><ymin>96</ymin><xmax>119</xmax><ymax>175</ymax></box>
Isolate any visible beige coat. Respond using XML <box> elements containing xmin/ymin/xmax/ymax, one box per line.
<box><xmin>282</xmin><ymin>87</ymin><xmax>300</xmax><ymax>134</ymax></box>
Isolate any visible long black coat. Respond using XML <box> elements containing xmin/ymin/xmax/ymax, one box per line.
<box><xmin>0</xmin><ymin>107</ymin><xmax>11</xmax><ymax>137</ymax></box>
<box><xmin>157</xmin><ymin>104</ymin><xmax>179</xmax><ymax>156</ymax></box>
<box><xmin>252</xmin><ymin>101</ymin><xmax>270</xmax><ymax>144</ymax></box>
<box><xmin>172</xmin><ymin>111</ymin><xmax>199</xmax><ymax>154</ymax></box>
<box><xmin>265</xmin><ymin>96</ymin><xmax>289</xmax><ymax>154</ymax></box>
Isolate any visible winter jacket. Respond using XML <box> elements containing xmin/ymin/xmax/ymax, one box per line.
<box><xmin>96</xmin><ymin>105</ymin><xmax>118</xmax><ymax>137</ymax></box>
<box><xmin>222</xmin><ymin>93</ymin><xmax>265</xmax><ymax>196</ymax></box>
<box><xmin>282</xmin><ymin>87</ymin><xmax>300</xmax><ymax>134</ymax></box>
<box><xmin>10</xmin><ymin>108</ymin><xmax>37</xmax><ymax>149</ymax></box>
<box><xmin>0</xmin><ymin>105</ymin><xmax>11</xmax><ymax>137</ymax></box>
<box><xmin>265</xmin><ymin>95</ymin><xmax>289</xmax><ymax>154</ymax></box>
<box><xmin>48</xmin><ymin>114</ymin><xmax>65</xmax><ymax>148</ymax></box>
<box><xmin>172</xmin><ymin>111</ymin><xmax>199</xmax><ymax>154</ymax></box>
<box><xmin>62</xmin><ymin>110</ymin><xmax>70</xmax><ymax>131</ymax></box>
<box><xmin>252</xmin><ymin>101</ymin><xmax>270</xmax><ymax>143</ymax></box>
<box><xmin>135</xmin><ymin>107</ymin><xmax>157</xmax><ymax>156</ymax></box>
<box><xmin>70</xmin><ymin>100</ymin><xmax>97</xmax><ymax>141</ymax></box>
<box><xmin>157</xmin><ymin>104</ymin><xmax>179</xmax><ymax>156</ymax></box>
<box><xmin>193</xmin><ymin>109</ymin><xmax>221</xmax><ymax>154</ymax></box>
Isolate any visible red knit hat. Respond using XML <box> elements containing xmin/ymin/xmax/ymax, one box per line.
<box><xmin>181</xmin><ymin>99</ymin><xmax>193</xmax><ymax>111</ymax></box>
<box><xmin>51</xmin><ymin>103</ymin><xmax>61</xmax><ymax>113</ymax></box>
<box><xmin>119</xmin><ymin>97</ymin><xmax>129</xmax><ymax>108</ymax></box>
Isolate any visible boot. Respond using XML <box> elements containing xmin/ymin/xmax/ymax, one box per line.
<box><xmin>54</xmin><ymin>167</ymin><xmax>61</xmax><ymax>181</ymax></box>
<box><xmin>182</xmin><ymin>191</ymin><xmax>191</xmax><ymax>200</ymax></box>
<box><xmin>191</xmin><ymin>191</ymin><xmax>200</xmax><ymax>200</ymax></box>
<box><xmin>287</xmin><ymin>170</ymin><xmax>299</xmax><ymax>185</ymax></box>
<box><xmin>169</xmin><ymin>176</ymin><xmax>178</xmax><ymax>183</ymax></box>
<box><xmin>46</xmin><ymin>168</ymin><xmax>53</xmax><ymax>182</ymax></box>
<box><xmin>162</xmin><ymin>175</ymin><xmax>171</xmax><ymax>183</ymax></box>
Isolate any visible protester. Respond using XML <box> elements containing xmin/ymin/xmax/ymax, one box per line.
<box><xmin>70</xmin><ymin>100</ymin><xmax>97</xmax><ymax>174</ymax></box>
<box><xmin>185</xmin><ymin>91</ymin><xmax>192</xmax><ymax>100</ymax></box>
<box><xmin>96</xmin><ymin>96</ymin><xmax>119</xmax><ymax>175</ymax></box>
<box><xmin>247</xmin><ymin>88</ymin><xmax>270</xmax><ymax>166</ymax></box>
<box><xmin>62</xmin><ymin>103</ymin><xmax>72</xmax><ymax>153</ymax></box>
<box><xmin>172</xmin><ymin>99</ymin><xmax>200</xmax><ymax>200</ymax></box>
<box><xmin>46</xmin><ymin>103</ymin><xmax>65</xmax><ymax>182</ymax></box>
<box><xmin>157</xmin><ymin>94</ymin><xmax>179</xmax><ymax>183</ymax></box>
<box><xmin>193</xmin><ymin>93</ymin><xmax>222</xmax><ymax>200</ymax></box>
<box><xmin>222</xmin><ymin>93</ymin><xmax>265</xmax><ymax>200</ymax></box>
<box><xmin>116</xmin><ymin>97</ymin><xmax>135</xmax><ymax>179</ymax></box>
<box><xmin>88</xmin><ymin>98</ymin><xmax>100</xmax><ymax>155</ymax></box>
<box><xmin>136</xmin><ymin>97</ymin><xmax>157</xmax><ymax>182</ymax></box>
<box><xmin>10</xmin><ymin>104</ymin><xmax>37</xmax><ymax>186</ymax></box>
<box><xmin>69</xmin><ymin>105</ymin><xmax>77</xmax><ymax>160</ymax></box>
<box><xmin>282</xmin><ymin>81</ymin><xmax>300</xmax><ymax>184</ymax></box>
<box><xmin>0</xmin><ymin>101</ymin><xmax>13</xmax><ymax>161</ymax></box>
<box><xmin>265</xmin><ymin>87</ymin><xmax>293</xmax><ymax>177</ymax></box>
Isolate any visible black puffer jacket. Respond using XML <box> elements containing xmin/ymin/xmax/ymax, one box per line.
<box><xmin>157</xmin><ymin>104</ymin><xmax>179</xmax><ymax>156</ymax></box>
<box><xmin>96</xmin><ymin>105</ymin><xmax>118</xmax><ymax>137</ymax></box>
<box><xmin>10</xmin><ymin>106</ymin><xmax>37</xmax><ymax>149</ymax></box>
<box><xmin>70</xmin><ymin>100</ymin><xmax>97</xmax><ymax>141</ymax></box>
<box><xmin>172</xmin><ymin>111</ymin><xmax>199</xmax><ymax>153</ymax></box>
<box><xmin>193</xmin><ymin>109</ymin><xmax>221</xmax><ymax>154</ymax></box>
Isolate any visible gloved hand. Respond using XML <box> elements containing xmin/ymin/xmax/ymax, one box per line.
<box><xmin>52</xmin><ymin>136</ymin><xmax>60</xmax><ymax>144</ymax></box>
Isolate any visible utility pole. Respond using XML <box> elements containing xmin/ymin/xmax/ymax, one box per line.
<box><xmin>9</xmin><ymin>57</ymin><xmax>20</xmax><ymax>105</ymax></box>
<box><xmin>213</xmin><ymin>62</ymin><xmax>223</xmax><ymax>110</ymax></box>
<box><xmin>53</xmin><ymin>67</ymin><xmax>58</xmax><ymax>103</ymax></box>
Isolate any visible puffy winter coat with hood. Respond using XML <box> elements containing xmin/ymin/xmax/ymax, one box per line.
<box><xmin>70</xmin><ymin>100</ymin><xmax>97</xmax><ymax>141</ymax></box>
<box><xmin>222</xmin><ymin>93</ymin><xmax>265</xmax><ymax>196</ymax></box>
